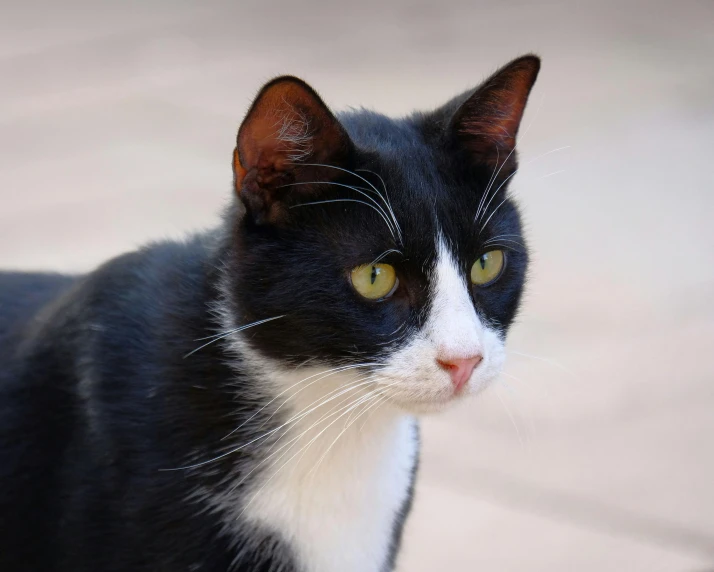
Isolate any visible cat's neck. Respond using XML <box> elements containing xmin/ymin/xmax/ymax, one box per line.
<box><xmin>228</xmin><ymin>358</ymin><xmax>418</xmax><ymax>572</ymax></box>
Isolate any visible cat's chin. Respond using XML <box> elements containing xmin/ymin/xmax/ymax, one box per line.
<box><xmin>383</xmin><ymin>389</ymin><xmax>477</xmax><ymax>416</ymax></box>
<box><xmin>378</xmin><ymin>376</ymin><xmax>497</xmax><ymax>416</ymax></box>
<box><xmin>392</xmin><ymin>399</ymin><xmax>460</xmax><ymax>416</ymax></box>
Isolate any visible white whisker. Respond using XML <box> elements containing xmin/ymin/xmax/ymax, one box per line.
<box><xmin>359</xmin><ymin>393</ymin><xmax>391</xmax><ymax>432</ymax></box>
<box><xmin>160</xmin><ymin>370</ymin><xmax>380</xmax><ymax>471</ymax></box>
<box><xmin>475</xmin><ymin>144</ymin><xmax>517</xmax><ymax>224</ymax></box>
<box><xmin>482</xmin><ymin>238</ymin><xmax>526</xmax><ymax>249</ymax></box>
<box><xmin>475</xmin><ymin>147</ymin><xmax>500</xmax><ymax>224</ymax></box>
<box><xmin>508</xmin><ymin>350</ymin><xmax>576</xmax><ymax>378</ymax></box>
<box><xmin>473</xmin><ymin>94</ymin><xmax>550</xmax><ymax>225</ymax></box>
<box><xmin>307</xmin><ymin>391</ymin><xmax>388</xmax><ymax>478</ymax></box>
<box><xmin>369</xmin><ymin>248</ymin><xmax>402</xmax><ymax>266</ymax></box>
<box><xmin>282</xmin><ymin>180</ymin><xmax>398</xmax><ymax>239</ymax></box>
<box><xmin>255</xmin><ymin>368</ymin><xmax>382</xmax><ymax>433</ymax></box>
<box><xmin>476</xmin><ymin>167</ymin><xmax>519</xmax><ymax>225</ymax></box>
<box><xmin>183</xmin><ymin>315</ymin><xmax>285</xmax><ymax>358</ymax></box>
<box><xmin>494</xmin><ymin>385</ymin><xmax>526</xmax><ymax>448</ymax></box>
<box><xmin>235</xmin><ymin>390</ymin><xmax>383</xmax><ymax>519</ymax></box>
<box><xmin>290</xmin><ymin>197</ymin><xmax>398</xmax><ymax>243</ymax></box>
<box><xmin>478</xmin><ymin>146</ymin><xmax>570</xmax><ymax>227</ymax></box>
<box><xmin>355</xmin><ymin>167</ymin><xmax>401</xmax><ymax>242</ymax></box>
<box><xmin>221</xmin><ymin>362</ymin><xmax>381</xmax><ymax>441</ymax></box>
<box><xmin>225</xmin><ymin>376</ymin><xmax>380</xmax><ymax>493</ymax></box>
<box><xmin>484</xmin><ymin>234</ymin><xmax>523</xmax><ymax>243</ymax></box>
<box><xmin>300</xmin><ymin>162</ymin><xmax>403</xmax><ymax>244</ymax></box>
<box><xmin>479</xmin><ymin>196</ymin><xmax>511</xmax><ymax>235</ymax></box>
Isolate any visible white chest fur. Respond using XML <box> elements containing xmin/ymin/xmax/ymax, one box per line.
<box><xmin>239</xmin><ymin>368</ymin><xmax>419</xmax><ymax>572</ymax></box>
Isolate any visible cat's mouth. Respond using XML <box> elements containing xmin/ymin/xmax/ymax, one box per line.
<box><xmin>372</xmin><ymin>368</ymin><xmax>496</xmax><ymax>414</ymax></box>
<box><xmin>371</xmin><ymin>339</ymin><xmax>506</xmax><ymax>414</ymax></box>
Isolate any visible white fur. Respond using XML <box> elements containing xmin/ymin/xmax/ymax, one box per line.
<box><xmin>275</xmin><ymin>99</ymin><xmax>313</xmax><ymax>162</ymax></box>
<box><xmin>208</xmin><ymin>236</ymin><xmax>505</xmax><ymax>571</ymax></box>
<box><xmin>239</xmin><ymin>364</ymin><xmax>418</xmax><ymax>572</ymax></box>
<box><xmin>378</xmin><ymin>236</ymin><xmax>506</xmax><ymax>412</ymax></box>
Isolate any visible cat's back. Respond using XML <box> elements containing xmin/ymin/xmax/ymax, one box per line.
<box><xmin>0</xmin><ymin>271</ymin><xmax>77</xmax><ymax>338</ymax></box>
<box><xmin>0</xmin><ymin>272</ymin><xmax>80</xmax><ymax>569</ymax></box>
<box><xmin>0</xmin><ymin>239</ymin><xmax>225</xmax><ymax>571</ymax></box>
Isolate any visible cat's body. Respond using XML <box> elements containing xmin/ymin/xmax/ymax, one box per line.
<box><xmin>0</xmin><ymin>237</ymin><xmax>416</xmax><ymax>571</ymax></box>
<box><xmin>0</xmin><ymin>55</ymin><xmax>540</xmax><ymax>571</ymax></box>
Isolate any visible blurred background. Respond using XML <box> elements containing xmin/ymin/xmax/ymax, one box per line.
<box><xmin>1</xmin><ymin>1</ymin><xmax>713</xmax><ymax>570</ymax></box>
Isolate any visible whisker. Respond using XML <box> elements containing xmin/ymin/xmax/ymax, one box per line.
<box><xmin>493</xmin><ymin>385</ymin><xmax>526</xmax><ymax>448</ymax></box>
<box><xmin>476</xmin><ymin>144</ymin><xmax>517</xmax><ymax>224</ymax></box>
<box><xmin>479</xmin><ymin>196</ymin><xmax>510</xmax><ymax>235</ymax></box>
<box><xmin>225</xmin><ymin>377</ymin><xmax>380</xmax><ymax>493</ymax></box>
<box><xmin>221</xmin><ymin>362</ymin><xmax>381</xmax><ymax>441</ymax></box>
<box><xmin>477</xmin><ymin>145</ymin><xmax>570</xmax><ymax>228</ymax></box>
<box><xmin>281</xmin><ymin>180</ymin><xmax>398</xmax><ymax>239</ymax></box>
<box><xmin>473</xmin><ymin>95</ymin><xmax>551</xmax><ymax>225</ymax></box>
<box><xmin>307</xmin><ymin>390</ymin><xmax>388</xmax><ymax>478</ymax></box>
<box><xmin>268</xmin><ymin>375</ymin><xmax>378</xmax><ymax>449</ymax></box>
<box><xmin>476</xmin><ymin>168</ymin><xmax>519</xmax><ymax>225</ymax></box>
<box><xmin>235</xmin><ymin>391</ymin><xmax>383</xmax><ymax>518</ymax></box>
<box><xmin>483</xmin><ymin>234</ymin><xmax>523</xmax><ymax>243</ymax></box>
<box><xmin>369</xmin><ymin>248</ymin><xmax>403</xmax><ymax>266</ymax></box>
<box><xmin>359</xmin><ymin>392</ymin><xmax>391</xmax><ymax>431</ymax></box>
<box><xmin>159</xmin><ymin>371</ymin><xmax>380</xmax><ymax>471</ymax></box>
<box><xmin>377</xmin><ymin>321</ymin><xmax>408</xmax><ymax>338</ymax></box>
<box><xmin>499</xmin><ymin>371</ymin><xmax>525</xmax><ymax>384</ymax></box>
<box><xmin>281</xmin><ymin>178</ymin><xmax>393</xmax><ymax>225</ymax></box>
<box><xmin>287</xmin><ymin>378</ymin><xmax>400</xmax><ymax>477</ymax></box>
<box><xmin>508</xmin><ymin>350</ymin><xmax>577</xmax><ymax>378</ymax></box>
<box><xmin>297</xmin><ymin>163</ymin><xmax>403</xmax><ymax>243</ymax></box>
<box><xmin>475</xmin><ymin>147</ymin><xmax>500</xmax><ymax>225</ymax></box>
<box><xmin>496</xmin><ymin>376</ymin><xmax>538</xmax><ymax>438</ymax></box>
<box><xmin>254</xmin><ymin>367</ymin><xmax>383</xmax><ymax>433</ymax></box>
<box><xmin>290</xmin><ymin>198</ymin><xmax>398</xmax><ymax>243</ymax></box>
<box><xmin>524</xmin><ymin>146</ymin><xmax>570</xmax><ymax>165</ymax></box>
<box><xmin>263</xmin><ymin>376</ymin><xmax>379</xmax><ymax>462</ymax></box>
<box><xmin>280</xmin><ymin>390</ymin><xmax>382</xmax><ymax>474</ymax></box>
<box><xmin>183</xmin><ymin>315</ymin><xmax>285</xmax><ymax>358</ymax></box>
<box><xmin>355</xmin><ymin>167</ymin><xmax>401</xmax><ymax>241</ymax></box>
<box><xmin>478</xmin><ymin>242</ymin><xmax>524</xmax><ymax>254</ymax></box>
<box><xmin>482</xmin><ymin>238</ymin><xmax>526</xmax><ymax>249</ymax></box>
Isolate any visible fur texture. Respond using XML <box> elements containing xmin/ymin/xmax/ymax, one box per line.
<box><xmin>0</xmin><ymin>55</ymin><xmax>539</xmax><ymax>571</ymax></box>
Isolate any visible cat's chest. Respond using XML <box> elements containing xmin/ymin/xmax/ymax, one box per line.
<box><xmin>240</xmin><ymin>381</ymin><xmax>419</xmax><ymax>572</ymax></box>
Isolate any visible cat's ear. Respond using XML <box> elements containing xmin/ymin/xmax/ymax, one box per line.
<box><xmin>233</xmin><ymin>76</ymin><xmax>354</xmax><ymax>224</ymax></box>
<box><xmin>449</xmin><ymin>55</ymin><xmax>540</xmax><ymax>167</ymax></box>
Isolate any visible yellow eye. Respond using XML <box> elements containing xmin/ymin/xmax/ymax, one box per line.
<box><xmin>470</xmin><ymin>250</ymin><xmax>505</xmax><ymax>286</ymax></box>
<box><xmin>350</xmin><ymin>263</ymin><xmax>398</xmax><ymax>300</ymax></box>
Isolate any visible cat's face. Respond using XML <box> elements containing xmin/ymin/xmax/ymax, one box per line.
<box><xmin>226</xmin><ymin>56</ymin><xmax>538</xmax><ymax>413</ymax></box>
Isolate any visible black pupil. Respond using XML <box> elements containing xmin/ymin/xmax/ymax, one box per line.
<box><xmin>479</xmin><ymin>255</ymin><xmax>487</xmax><ymax>270</ymax></box>
<box><xmin>370</xmin><ymin>266</ymin><xmax>378</xmax><ymax>284</ymax></box>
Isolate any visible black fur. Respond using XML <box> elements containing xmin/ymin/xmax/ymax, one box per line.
<box><xmin>0</xmin><ymin>56</ymin><xmax>538</xmax><ymax>572</ymax></box>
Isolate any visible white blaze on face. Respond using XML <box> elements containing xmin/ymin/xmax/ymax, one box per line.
<box><xmin>381</xmin><ymin>236</ymin><xmax>506</xmax><ymax>411</ymax></box>
<box><xmin>214</xmin><ymin>237</ymin><xmax>506</xmax><ymax>572</ymax></box>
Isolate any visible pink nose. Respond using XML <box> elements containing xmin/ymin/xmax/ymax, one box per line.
<box><xmin>437</xmin><ymin>356</ymin><xmax>482</xmax><ymax>392</ymax></box>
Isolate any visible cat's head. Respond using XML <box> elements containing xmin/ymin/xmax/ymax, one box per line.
<box><xmin>224</xmin><ymin>55</ymin><xmax>539</xmax><ymax>413</ymax></box>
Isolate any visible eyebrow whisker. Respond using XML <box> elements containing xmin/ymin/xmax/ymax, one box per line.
<box><xmin>298</xmin><ymin>163</ymin><xmax>403</xmax><ymax>244</ymax></box>
<box><xmin>280</xmin><ymin>180</ymin><xmax>399</xmax><ymax>242</ymax></box>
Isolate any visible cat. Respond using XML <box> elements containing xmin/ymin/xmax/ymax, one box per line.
<box><xmin>0</xmin><ymin>54</ymin><xmax>539</xmax><ymax>572</ymax></box>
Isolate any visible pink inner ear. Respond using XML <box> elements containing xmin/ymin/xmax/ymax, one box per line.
<box><xmin>455</xmin><ymin>56</ymin><xmax>540</xmax><ymax>160</ymax></box>
<box><xmin>243</xmin><ymin>101</ymin><xmax>313</xmax><ymax>170</ymax></box>
<box><xmin>234</xmin><ymin>78</ymin><xmax>351</xmax><ymax>192</ymax></box>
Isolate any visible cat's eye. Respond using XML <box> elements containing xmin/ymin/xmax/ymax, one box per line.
<box><xmin>470</xmin><ymin>250</ymin><xmax>505</xmax><ymax>286</ymax></box>
<box><xmin>350</xmin><ymin>263</ymin><xmax>398</xmax><ymax>300</ymax></box>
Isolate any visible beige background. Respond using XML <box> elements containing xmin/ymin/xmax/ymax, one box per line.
<box><xmin>1</xmin><ymin>1</ymin><xmax>713</xmax><ymax>570</ymax></box>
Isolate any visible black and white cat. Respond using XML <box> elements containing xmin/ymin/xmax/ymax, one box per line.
<box><xmin>0</xmin><ymin>55</ymin><xmax>539</xmax><ymax>572</ymax></box>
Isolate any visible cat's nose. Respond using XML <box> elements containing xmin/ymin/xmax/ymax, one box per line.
<box><xmin>437</xmin><ymin>355</ymin><xmax>482</xmax><ymax>392</ymax></box>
